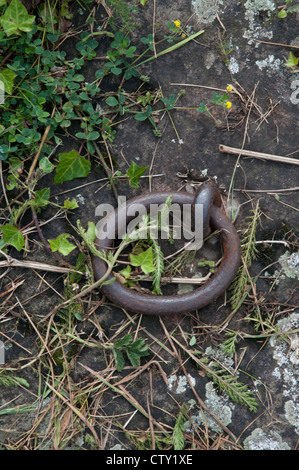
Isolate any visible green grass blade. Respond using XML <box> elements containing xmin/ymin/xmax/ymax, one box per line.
<box><xmin>136</xmin><ymin>30</ymin><xmax>205</xmax><ymax>66</ymax></box>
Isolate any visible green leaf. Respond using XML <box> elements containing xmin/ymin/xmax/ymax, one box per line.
<box><xmin>111</xmin><ymin>67</ymin><xmax>123</xmax><ymax>75</ymax></box>
<box><xmin>126</xmin><ymin>161</ymin><xmax>148</xmax><ymax>188</ymax></box>
<box><xmin>48</xmin><ymin>234</ymin><xmax>76</xmax><ymax>256</ymax></box>
<box><xmin>134</xmin><ymin>112</ymin><xmax>148</xmax><ymax>121</ymax></box>
<box><xmin>63</xmin><ymin>199</ymin><xmax>79</xmax><ymax>210</ymax></box>
<box><xmin>285</xmin><ymin>51</ymin><xmax>299</xmax><ymax>68</ymax></box>
<box><xmin>0</xmin><ymin>69</ymin><xmax>16</xmax><ymax>94</ymax></box>
<box><xmin>0</xmin><ymin>145</ymin><xmax>8</xmax><ymax>161</ymax></box>
<box><xmin>114</xmin><ymin>334</ymin><xmax>132</xmax><ymax>349</ymax></box>
<box><xmin>278</xmin><ymin>9</ymin><xmax>287</xmax><ymax>18</ymax></box>
<box><xmin>88</xmin><ymin>131</ymin><xmax>100</xmax><ymax>141</ymax></box>
<box><xmin>0</xmin><ymin>224</ymin><xmax>25</xmax><ymax>251</ymax></box>
<box><xmin>112</xmin><ymin>334</ymin><xmax>149</xmax><ymax>371</ymax></box>
<box><xmin>197</xmin><ymin>102</ymin><xmax>207</xmax><ymax>113</ymax></box>
<box><xmin>30</xmin><ymin>187</ymin><xmax>50</xmax><ymax>210</ymax></box>
<box><xmin>85</xmin><ymin>221</ymin><xmax>97</xmax><ymax>242</ymax></box>
<box><xmin>0</xmin><ymin>0</ymin><xmax>35</xmax><ymax>36</ymax></box>
<box><xmin>130</xmin><ymin>247</ymin><xmax>156</xmax><ymax>274</ymax></box>
<box><xmin>54</xmin><ymin>150</ymin><xmax>91</xmax><ymax>184</ymax></box>
<box><xmin>39</xmin><ymin>157</ymin><xmax>55</xmax><ymax>174</ymax></box>
<box><xmin>119</xmin><ymin>265</ymin><xmax>131</xmax><ymax>279</ymax></box>
<box><xmin>106</xmin><ymin>96</ymin><xmax>118</xmax><ymax>107</ymax></box>
<box><xmin>112</xmin><ymin>349</ymin><xmax>125</xmax><ymax>372</ymax></box>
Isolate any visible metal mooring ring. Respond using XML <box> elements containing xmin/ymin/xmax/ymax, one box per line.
<box><xmin>92</xmin><ymin>182</ymin><xmax>241</xmax><ymax>315</ymax></box>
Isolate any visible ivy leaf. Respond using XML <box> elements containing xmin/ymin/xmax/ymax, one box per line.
<box><xmin>54</xmin><ymin>150</ymin><xmax>91</xmax><ymax>184</ymax></box>
<box><xmin>126</xmin><ymin>161</ymin><xmax>148</xmax><ymax>188</ymax></box>
<box><xmin>48</xmin><ymin>234</ymin><xmax>76</xmax><ymax>256</ymax></box>
<box><xmin>119</xmin><ymin>265</ymin><xmax>131</xmax><ymax>279</ymax></box>
<box><xmin>130</xmin><ymin>247</ymin><xmax>156</xmax><ymax>274</ymax></box>
<box><xmin>39</xmin><ymin>157</ymin><xmax>55</xmax><ymax>174</ymax></box>
<box><xmin>0</xmin><ymin>224</ymin><xmax>25</xmax><ymax>251</ymax></box>
<box><xmin>285</xmin><ymin>52</ymin><xmax>299</xmax><ymax>68</ymax></box>
<box><xmin>85</xmin><ymin>221</ymin><xmax>97</xmax><ymax>242</ymax></box>
<box><xmin>29</xmin><ymin>187</ymin><xmax>50</xmax><ymax>211</ymax></box>
<box><xmin>278</xmin><ymin>9</ymin><xmax>287</xmax><ymax>18</ymax></box>
<box><xmin>0</xmin><ymin>0</ymin><xmax>35</xmax><ymax>37</ymax></box>
<box><xmin>63</xmin><ymin>199</ymin><xmax>79</xmax><ymax>210</ymax></box>
<box><xmin>0</xmin><ymin>69</ymin><xmax>16</xmax><ymax>94</ymax></box>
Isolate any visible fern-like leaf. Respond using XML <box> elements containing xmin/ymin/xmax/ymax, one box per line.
<box><xmin>230</xmin><ymin>202</ymin><xmax>260</xmax><ymax>310</ymax></box>
<box><xmin>149</xmin><ymin>238</ymin><xmax>164</xmax><ymax>295</ymax></box>
<box><xmin>200</xmin><ymin>356</ymin><xmax>258</xmax><ymax>412</ymax></box>
<box><xmin>173</xmin><ymin>404</ymin><xmax>188</xmax><ymax>450</ymax></box>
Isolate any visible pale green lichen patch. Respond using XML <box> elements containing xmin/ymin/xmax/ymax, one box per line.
<box><xmin>243</xmin><ymin>428</ymin><xmax>291</xmax><ymax>450</ymax></box>
<box><xmin>270</xmin><ymin>314</ymin><xmax>299</xmax><ymax>434</ymax></box>
<box><xmin>279</xmin><ymin>251</ymin><xmax>299</xmax><ymax>280</ymax></box>
<box><xmin>183</xmin><ymin>346</ymin><xmax>235</xmax><ymax>435</ymax></box>
<box><xmin>167</xmin><ymin>374</ymin><xmax>196</xmax><ymax>394</ymax></box>
<box><xmin>243</xmin><ymin>0</ymin><xmax>276</xmax><ymax>44</ymax></box>
<box><xmin>191</xmin><ymin>0</ymin><xmax>224</xmax><ymax>24</ymax></box>
<box><xmin>184</xmin><ymin>382</ymin><xmax>234</xmax><ymax>434</ymax></box>
<box><xmin>255</xmin><ymin>54</ymin><xmax>283</xmax><ymax>74</ymax></box>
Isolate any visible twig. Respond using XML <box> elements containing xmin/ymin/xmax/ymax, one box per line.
<box><xmin>219</xmin><ymin>144</ymin><xmax>299</xmax><ymax>166</ymax></box>
<box><xmin>51</xmin><ymin>173</ymin><xmax>164</xmax><ymax>198</ymax></box>
<box><xmin>129</xmin><ymin>274</ymin><xmax>211</xmax><ymax>284</ymax></box>
<box><xmin>170</xmin><ymin>82</ymin><xmax>227</xmax><ymax>93</ymax></box>
<box><xmin>234</xmin><ymin>186</ymin><xmax>299</xmax><ymax>193</ymax></box>
<box><xmin>93</xmin><ymin>142</ymin><xmax>118</xmax><ymax>201</ymax></box>
<box><xmin>26</xmin><ymin>108</ymin><xmax>56</xmax><ymax>184</ymax></box>
<box><xmin>152</xmin><ymin>0</ymin><xmax>157</xmax><ymax>59</ymax></box>
<box><xmin>253</xmin><ymin>39</ymin><xmax>299</xmax><ymax>49</ymax></box>
<box><xmin>0</xmin><ymin>257</ymin><xmax>82</xmax><ymax>274</ymax></box>
<box><xmin>0</xmin><ymin>160</ymin><xmax>12</xmax><ymax>216</ymax></box>
<box><xmin>227</xmin><ymin>83</ymin><xmax>257</xmax><ymax>201</ymax></box>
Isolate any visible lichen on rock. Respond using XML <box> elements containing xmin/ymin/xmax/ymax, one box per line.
<box><xmin>270</xmin><ymin>314</ymin><xmax>299</xmax><ymax>434</ymax></box>
<box><xmin>191</xmin><ymin>0</ymin><xmax>224</xmax><ymax>24</ymax></box>
<box><xmin>243</xmin><ymin>428</ymin><xmax>291</xmax><ymax>450</ymax></box>
<box><xmin>243</xmin><ymin>0</ymin><xmax>276</xmax><ymax>44</ymax></box>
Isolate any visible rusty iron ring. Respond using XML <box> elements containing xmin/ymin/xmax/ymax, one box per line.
<box><xmin>92</xmin><ymin>183</ymin><xmax>241</xmax><ymax>315</ymax></box>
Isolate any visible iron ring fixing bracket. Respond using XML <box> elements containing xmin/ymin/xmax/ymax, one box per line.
<box><xmin>92</xmin><ymin>181</ymin><xmax>241</xmax><ymax>315</ymax></box>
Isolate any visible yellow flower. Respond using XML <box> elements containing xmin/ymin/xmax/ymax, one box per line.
<box><xmin>226</xmin><ymin>101</ymin><xmax>232</xmax><ymax>109</ymax></box>
<box><xmin>226</xmin><ymin>85</ymin><xmax>233</xmax><ymax>92</ymax></box>
<box><xmin>174</xmin><ymin>20</ymin><xmax>181</xmax><ymax>28</ymax></box>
